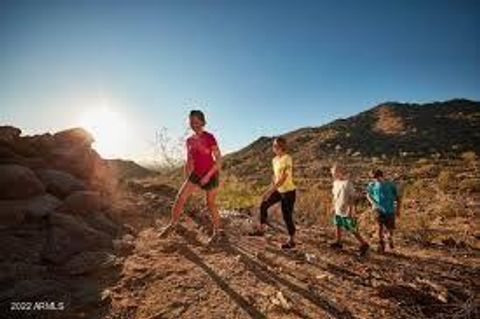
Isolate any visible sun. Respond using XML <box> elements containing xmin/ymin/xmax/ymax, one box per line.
<box><xmin>77</xmin><ymin>107</ymin><xmax>128</xmax><ymax>159</ymax></box>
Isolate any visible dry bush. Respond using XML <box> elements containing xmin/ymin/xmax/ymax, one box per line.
<box><xmin>437</xmin><ymin>170</ymin><xmax>458</xmax><ymax>192</ymax></box>
<box><xmin>411</xmin><ymin>163</ymin><xmax>439</xmax><ymax>178</ymax></box>
<box><xmin>295</xmin><ymin>185</ymin><xmax>331</xmax><ymax>226</ymax></box>
<box><xmin>458</xmin><ymin>178</ymin><xmax>480</xmax><ymax>194</ymax></box>
<box><xmin>460</xmin><ymin>151</ymin><xmax>478</xmax><ymax>164</ymax></box>
<box><xmin>436</xmin><ymin>198</ymin><xmax>465</xmax><ymax>219</ymax></box>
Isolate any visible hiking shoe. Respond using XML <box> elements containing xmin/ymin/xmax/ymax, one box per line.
<box><xmin>330</xmin><ymin>241</ymin><xmax>343</xmax><ymax>249</ymax></box>
<box><xmin>158</xmin><ymin>224</ymin><xmax>176</xmax><ymax>238</ymax></box>
<box><xmin>281</xmin><ymin>241</ymin><xmax>296</xmax><ymax>250</ymax></box>
<box><xmin>208</xmin><ymin>230</ymin><xmax>227</xmax><ymax>245</ymax></box>
<box><xmin>358</xmin><ymin>243</ymin><xmax>370</xmax><ymax>256</ymax></box>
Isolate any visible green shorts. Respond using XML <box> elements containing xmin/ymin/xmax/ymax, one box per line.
<box><xmin>333</xmin><ymin>215</ymin><xmax>358</xmax><ymax>232</ymax></box>
<box><xmin>188</xmin><ymin>172</ymin><xmax>219</xmax><ymax>191</ymax></box>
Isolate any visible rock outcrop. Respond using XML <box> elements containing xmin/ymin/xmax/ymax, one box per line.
<box><xmin>0</xmin><ymin>126</ymin><xmax>128</xmax><ymax>317</ymax></box>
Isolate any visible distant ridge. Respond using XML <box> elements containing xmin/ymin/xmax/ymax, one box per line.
<box><xmin>224</xmin><ymin>99</ymin><xmax>480</xmax><ymax>179</ymax></box>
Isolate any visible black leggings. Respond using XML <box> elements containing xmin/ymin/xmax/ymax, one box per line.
<box><xmin>260</xmin><ymin>190</ymin><xmax>296</xmax><ymax>236</ymax></box>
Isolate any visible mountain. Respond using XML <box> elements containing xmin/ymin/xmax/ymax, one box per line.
<box><xmin>223</xmin><ymin>99</ymin><xmax>480</xmax><ymax>180</ymax></box>
<box><xmin>107</xmin><ymin>159</ymin><xmax>157</xmax><ymax>181</ymax></box>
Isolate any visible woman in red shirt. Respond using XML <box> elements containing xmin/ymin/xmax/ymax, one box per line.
<box><xmin>159</xmin><ymin>110</ymin><xmax>223</xmax><ymax>243</ymax></box>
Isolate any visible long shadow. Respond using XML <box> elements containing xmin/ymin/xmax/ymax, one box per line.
<box><xmin>182</xmin><ymin>217</ymin><xmax>354</xmax><ymax>318</ymax></box>
<box><xmin>263</xmin><ymin>246</ymin><xmax>368</xmax><ymax>285</ymax></box>
<box><xmin>221</xmin><ymin>241</ymin><xmax>355</xmax><ymax>319</ymax></box>
<box><xmin>176</xmin><ymin>243</ymin><xmax>267</xmax><ymax>319</ymax></box>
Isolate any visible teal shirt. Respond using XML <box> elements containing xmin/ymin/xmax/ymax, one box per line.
<box><xmin>367</xmin><ymin>181</ymin><xmax>398</xmax><ymax>215</ymax></box>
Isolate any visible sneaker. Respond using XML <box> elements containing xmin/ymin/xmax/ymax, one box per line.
<box><xmin>158</xmin><ymin>224</ymin><xmax>176</xmax><ymax>238</ymax></box>
<box><xmin>208</xmin><ymin>230</ymin><xmax>226</xmax><ymax>245</ymax></box>
<box><xmin>330</xmin><ymin>241</ymin><xmax>343</xmax><ymax>249</ymax></box>
<box><xmin>358</xmin><ymin>243</ymin><xmax>370</xmax><ymax>256</ymax></box>
<box><xmin>281</xmin><ymin>241</ymin><xmax>296</xmax><ymax>250</ymax></box>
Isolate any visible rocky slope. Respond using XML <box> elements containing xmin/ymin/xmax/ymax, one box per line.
<box><xmin>224</xmin><ymin>99</ymin><xmax>480</xmax><ymax>181</ymax></box>
<box><xmin>0</xmin><ymin>126</ymin><xmax>140</xmax><ymax>318</ymax></box>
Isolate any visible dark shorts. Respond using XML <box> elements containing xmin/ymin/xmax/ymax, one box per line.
<box><xmin>188</xmin><ymin>172</ymin><xmax>219</xmax><ymax>191</ymax></box>
<box><xmin>376</xmin><ymin>212</ymin><xmax>395</xmax><ymax>230</ymax></box>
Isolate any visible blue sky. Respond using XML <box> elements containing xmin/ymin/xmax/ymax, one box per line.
<box><xmin>1</xmin><ymin>0</ymin><xmax>479</xmax><ymax>161</ymax></box>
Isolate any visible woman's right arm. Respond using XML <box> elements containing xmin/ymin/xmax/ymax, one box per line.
<box><xmin>184</xmin><ymin>142</ymin><xmax>193</xmax><ymax>178</ymax></box>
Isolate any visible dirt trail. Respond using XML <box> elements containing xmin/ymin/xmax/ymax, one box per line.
<box><xmin>104</xmin><ymin>206</ymin><xmax>479</xmax><ymax>319</ymax></box>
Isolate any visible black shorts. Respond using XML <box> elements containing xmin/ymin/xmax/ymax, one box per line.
<box><xmin>376</xmin><ymin>212</ymin><xmax>396</xmax><ymax>230</ymax></box>
<box><xmin>188</xmin><ymin>172</ymin><xmax>219</xmax><ymax>191</ymax></box>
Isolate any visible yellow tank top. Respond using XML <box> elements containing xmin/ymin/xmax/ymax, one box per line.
<box><xmin>272</xmin><ymin>154</ymin><xmax>296</xmax><ymax>193</ymax></box>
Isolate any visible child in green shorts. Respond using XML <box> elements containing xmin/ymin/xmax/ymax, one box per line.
<box><xmin>330</xmin><ymin>164</ymin><xmax>369</xmax><ymax>256</ymax></box>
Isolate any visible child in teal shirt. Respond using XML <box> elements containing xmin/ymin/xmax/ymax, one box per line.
<box><xmin>366</xmin><ymin>169</ymin><xmax>402</xmax><ymax>253</ymax></box>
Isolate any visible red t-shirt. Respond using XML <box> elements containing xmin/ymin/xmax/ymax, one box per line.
<box><xmin>186</xmin><ymin>131</ymin><xmax>218</xmax><ymax>177</ymax></box>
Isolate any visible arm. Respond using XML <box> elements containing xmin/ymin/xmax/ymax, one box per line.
<box><xmin>200</xmin><ymin>145</ymin><xmax>222</xmax><ymax>184</ymax></box>
<box><xmin>262</xmin><ymin>168</ymin><xmax>288</xmax><ymax>200</ymax></box>
<box><xmin>366</xmin><ymin>191</ymin><xmax>377</xmax><ymax>209</ymax></box>
<box><xmin>184</xmin><ymin>143</ymin><xmax>194</xmax><ymax>178</ymax></box>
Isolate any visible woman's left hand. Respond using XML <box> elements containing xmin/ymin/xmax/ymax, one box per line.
<box><xmin>200</xmin><ymin>175</ymin><xmax>211</xmax><ymax>186</ymax></box>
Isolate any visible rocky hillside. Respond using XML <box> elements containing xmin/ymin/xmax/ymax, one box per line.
<box><xmin>0</xmin><ymin>126</ymin><xmax>142</xmax><ymax>318</ymax></box>
<box><xmin>224</xmin><ymin>99</ymin><xmax>480</xmax><ymax>181</ymax></box>
<box><xmin>107</xmin><ymin>159</ymin><xmax>157</xmax><ymax>181</ymax></box>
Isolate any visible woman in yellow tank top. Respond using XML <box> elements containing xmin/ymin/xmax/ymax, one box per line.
<box><xmin>250</xmin><ymin>137</ymin><xmax>297</xmax><ymax>249</ymax></box>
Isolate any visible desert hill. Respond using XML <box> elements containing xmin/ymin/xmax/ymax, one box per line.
<box><xmin>224</xmin><ymin>99</ymin><xmax>480</xmax><ymax>181</ymax></box>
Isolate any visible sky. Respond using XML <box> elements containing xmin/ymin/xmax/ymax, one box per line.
<box><xmin>1</xmin><ymin>0</ymin><xmax>479</xmax><ymax>162</ymax></box>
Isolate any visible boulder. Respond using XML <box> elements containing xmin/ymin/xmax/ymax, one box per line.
<box><xmin>53</xmin><ymin>127</ymin><xmax>94</xmax><ymax>147</ymax></box>
<box><xmin>0</xmin><ymin>229</ymin><xmax>46</xmax><ymax>263</ymax></box>
<box><xmin>0</xmin><ymin>201</ymin><xmax>26</xmax><ymax>227</ymax></box>
<box><xmin>0</xmin><ymin>165</ymin><xmax>45</xmax><ymax>200</ymax></box>
<box><xmin>0</xmin><ymin>279</ymin><xmax>70</xmax><ymax>308</ymax></box>
<box><xmin>113</xmin><ymin>235</ymin><xmax>135</xmax><ymax>256</ymax></box>
<box><xmin>63</xmin><ymin>251</ymin><xmax>117</xmax><ymax>275</ymax></box>
<box><xmin>58</xmin><ymin>191</ymin><xmax>108</xmax><ymax>215</ymax></box>
<box><xmin>81</xmin><ymin>212</ymin><xmax>120</xmax><ymax>236</ymax></box>
<box><xmin>0</xmin><ymin>145</ymin><xmax>24</xmax><ymax>165</ymax></box>
<box><xmin>36</xmin><ymin>169</ymin><xmax>86</xmax><ymax>199</ymax></box>
<box><xmin>0</xmin><ymin>126</ymin><xmax>21</xmax><ymax>142</ymax></box>
<box><xmin>0</xmin><ymin>194</ymin><xmax>62</xmax><ymax>225</ymax></box>
<box><xmin>42</xmin><ymin>213</ymin><xmax>113</xmax><ymax>264</ymax></box>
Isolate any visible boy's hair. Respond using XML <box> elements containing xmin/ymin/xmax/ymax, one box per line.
<box><xmin>274</xmin><ymin>137</ymin><xmax>287</xmax><ymax>151</ymax></box>
<box><xmin>370</xmin><ymin>169</ymin><xmax>384</xmax><ymax>178</ymax></box>
<box><xmin>189</xmin><ymin>110</ymin><xmax>206</xmax><ymax>124</ymax></box>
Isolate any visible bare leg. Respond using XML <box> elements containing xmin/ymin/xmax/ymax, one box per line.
<box><xmin>378</xmin><ymin>224</ymin><xmax>385</xmax><ymax>252</ymax></box>
<box><xmin>387</xmin><ymin>229</ymin><xmax>395</xmax><ymax>249</ymax></box>
<box><xmin>336</xmin><ymin>226</ymin><xmax>343</xmax><ymax>243</ymax></box>
<box><xmin>159</xmin><ymin>180</ymin><xmax>197</xmax><ymax>237</ymax></box>
<box><xmin>206</xmin><ymin>187</ymin><xmax>221</xmax><ymax>233</ymax></box>
<box><xmin>353</xmin><ymin>232</ymin><xmax>367</xmax><ymax>246</ymax></box>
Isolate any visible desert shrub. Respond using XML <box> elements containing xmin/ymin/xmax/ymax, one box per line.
<box><xmin>296</xmin><ymin>185</ymin><xmax>331</xmax><ymax>226</ymax></box>
<box><xmin>217</xmin><ymin>175</ymin><xmax>262</xmax><ymax>210</ymax></box>
<box><xmin>458</xmin><ymin>178</ymin><xmax>480</xmax><ymax>193</ymax></box>
<box><xmin>398</xmin><ymin>211</ymin><xmax>435</xmax><ymax>245</ymax></box>
<box><xmin>416</xmin><ymin>158</ymin><xmax>430</xmax><ymax>165</ymax></box>
<box><xmin>437</xmin><ymin>199</ymin><xmax>465</xmax><ymax>218</ymax></box>
<box><xmin>437</xmin><ymin>170</ymin><xmax>458</xmax><ymax>192</ymax></box>
<box><xmin>460</xmin><ymin>151</ymin><xmax>478</xmax><ymax>164</ymax></box>
<box><xmin>403</xmin><ymin>180</ymin><xmax>434</xmax><ymax>200</ymax></box>
<box><xmin>411</xmin><ymin>163</ymin><xmax>439</xmax><ymax>178</ymax></box>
